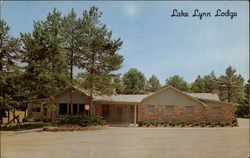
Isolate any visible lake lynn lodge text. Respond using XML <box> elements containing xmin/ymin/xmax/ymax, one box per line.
<box><xmin>171</xmin><ymin>9</ymin><xmax>237</xmax><ymax>20</ymax></box>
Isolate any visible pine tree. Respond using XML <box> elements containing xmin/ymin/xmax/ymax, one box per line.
<box><xmin>146</xmin><ymin>75</ymin><xmax>161</xmax><ymax>92</ymax></box>
<box><xmin>77</xmin><ymin>7</ymin><xmax>123</xmax><ymax>115</ymax></box>
<box><xmin>204</xmin><ymin>71</ymin><xmax>219</xmax><ymax>92</ymax></box>
<box><xmin>165</xmin><ymin>75</ymin><xmax>189</xmax><ymax>92</ymax></box>
<box><xmin>61</xmin><ymin>9</ymin><xmax>85</xmax><ymax>115</ymax></box>
<box><xmin>190</xmin><ymin>75</ymin><xmax>206</xmax><ymax>93</ymax></box>
<box><xmin>0</xmin><ymin>20</ymin><xmax>21</xmax><ymax>123</ymax></box>
<box><xmin>21</xmin><ymin>9</ymin><xmax>69</xmax><ymax>122</ymax></box>
<box><xmin>113</xmin><ymin>74</ymin><xmax>125</xmax><ymax>94</ymax></box>
<box><xmin>218</xmin><ymin>66</ymin><xmax>245</xmax><ymax>103</ymax></box>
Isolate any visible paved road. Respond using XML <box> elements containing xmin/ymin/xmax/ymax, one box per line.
<box><xmin>1</xmin><ymin>119</ymin><xmax>249</xmax><ymax>158</ymax></box>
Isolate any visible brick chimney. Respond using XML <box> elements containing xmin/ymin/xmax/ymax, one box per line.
<box><xmin>211</xmin><ymin>89</ymin><xmax>220</xmax><ymax>95</ymax></box>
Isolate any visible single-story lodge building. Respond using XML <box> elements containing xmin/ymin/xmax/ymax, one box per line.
<box><xmin>27</xmin><ymin>86</ymin><xmax>235</xmax><ymax>125</ymax></box>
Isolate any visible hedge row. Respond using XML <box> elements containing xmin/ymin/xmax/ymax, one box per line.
<box><xmin>138</xmin><ymin>120</ymin><xmax>238</xmax><ymax>127</ymax></box>
<box><xmin>56</xmin><ymin>116</ymin><xmax>107</xmax><ymax>127</ymax></box>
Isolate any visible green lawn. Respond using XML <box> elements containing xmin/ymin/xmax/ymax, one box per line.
<box><xmin>0</xmin><ymin>122</ymin><xmax>51</xmax><ymax>131</ymax></box>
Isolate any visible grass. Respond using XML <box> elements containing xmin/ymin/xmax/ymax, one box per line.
<box><xmin>0</xmin><ymin>122</ymin><xmax>51</xmax><ymax>131</ymax></box>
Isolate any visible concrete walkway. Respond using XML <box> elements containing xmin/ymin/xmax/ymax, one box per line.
<box><xmin>1</xmin><ymin>119</ymin><xmax>249</xmax><ymax>158</ymax></box>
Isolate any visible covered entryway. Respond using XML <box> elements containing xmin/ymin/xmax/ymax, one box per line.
<box><xmin>99</xmin><ymin>104</ymin><xmax>137</xmax><ymax>126</ymax></box>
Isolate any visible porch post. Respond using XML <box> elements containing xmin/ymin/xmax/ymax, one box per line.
<box><xmin>67</xmin><ymin>104</ymin><xmax>69</xmax><ymax>115</ymax></box>
<box><xmin>71</xmin><ymin>103</ymin><xmax>73</xmax><ymax>115</ymax></box>
<box><xmin>134</xmin><ymin>104</ymin><xmax>137</xmax><ymax>127</ymax></box>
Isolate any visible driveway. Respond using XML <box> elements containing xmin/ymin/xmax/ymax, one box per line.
<box><xmin>1</xmin><ymin>119</ymin><xmax>249</xmax><ymax>158</ymax></box>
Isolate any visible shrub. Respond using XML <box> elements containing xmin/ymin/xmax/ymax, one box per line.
<box><xmin>185</xmin><ymin>122</ymin><xmax>191</xmax><ymax>126</ymax></box>
<box><xmin>211</xmin><ymin>122</ymin><xmax>216</xmax><ymax>127</ymax></box>
<box><xmin>22</xmin><ymin>117</ymin><xmax>28</xmax><ymax>122</ymax></box>
<box><xmin>219</xmin><ymin>122</ymin><xmax>226</xmax><ymax>127</ymax></box>
<box><xmin>232</xmin><ymin>119</ymin><xmax>238</xmax><ymax>127</ymax></box>
<box><xmin>56</xmin><ymin>116</ymin><xmax>106</xmax><ymax>127</ymax></box>
<box><xmin>180</xmin><ymin>122</ymin><xmax>186</xmax><ymax>127</ymax></box>
<box><xmin>225</xmin><ymin>122</ymin><xmax>231</xmax><ymax>126</ymax></box>
<box><xmin>215</xmin><ymin>122</ymin><xmax>220</xmax><ymax>126</ymax></box>
<box><xmin>206</xmin><ymin>122</ymin><xmax>211</xmax><ymax>126</ymax></box>
<box><xmin>194</xmin><ymin>122</ymin><xmax>199</xmax><ymax>126</ymax></box>
<box><xmin>34</xmin><ymin>117</ymin><xmax>42</xmax><ymax>122</ymax></box>
<box><xmin>149</xmin><ymin>122</ymin><xmax>156</xmax><ymax>126</ymax></box>
<box><xmin>43</xmin><ymin>117</ymin><xmax>50</xmax><ymax>123</ymax></box>
<box><xmin>170</xmin><ymin>122</ymin><xmax>176</xmax><ymax>127</ymax></box>
<box><xmin>138</xmin><ymin>121</ymin><xmax>146</xmax><ymax>127</ymax></box>
<box><xmin>163</xmin><ymin>121</ymin><xmax>169</xmax><ymax>125</ymax></box>
<box><xmin>244</xmin><ymin>114</ymin><xmax>250</xmax><ymax>119</ymax></box>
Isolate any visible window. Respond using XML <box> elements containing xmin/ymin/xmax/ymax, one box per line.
<box><xmin>32</xmin><ymin>107</ymin><xmax>41</xmax><ymax>113</ymax></box>
<box><xmin>36</xmin><ymin>107</ymin><xmax>41</xmax><ymax>112</ymax></box>
<box><xmin>147</xmin><ymin>105</ymin><xmax>154</xmax><ymax>114</ymax></box>
<box><xmin>185</xmin><ymin>106</ymin><xmax>194</xmax><ymax>115</ymax></box>
<box><xmin>59</xmin><ymin>103</ymin><xmax>67</xmax><ymax>115</ymax></box>
<box><xmin>212</xmin><ymin>107</ymin><xmax>221</xmax><ymax>116</ymax></box>
<box><xmin>165</xmin><ymin>106</ymin><xmax>174</xmax><ymax>115</ymax></box>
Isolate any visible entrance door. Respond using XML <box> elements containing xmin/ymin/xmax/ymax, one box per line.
<box><xmin>117</xmin><ymin>107</ymin><xmax>123</xmax><ymax>122</ymax></box>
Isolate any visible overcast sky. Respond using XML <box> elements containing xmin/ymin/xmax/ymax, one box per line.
<box><xmin>1</xmin><ymin>1</ymin><xmax>249</xmax><ymax>84</ymax></box>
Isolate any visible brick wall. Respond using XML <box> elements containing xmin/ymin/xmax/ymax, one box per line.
<box><xmin>94</xmin><ymin>104</ymin><xmax>103</xmax><ymax>117</ymax></box>
<box><xmin>138</xmin><ymin>104</ymin><xmax>234</xmax><ymax>123</ymax></box>
<box><xmin>27</xmin><ymin>104</ymin><xmax>46</xmax><ymax>120</ymax></box>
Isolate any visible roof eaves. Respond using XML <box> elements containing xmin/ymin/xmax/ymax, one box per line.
<box><xmin>198</xmin><ymin>98</ymin><xmax>236</xmax><ymax>106</ymax></box>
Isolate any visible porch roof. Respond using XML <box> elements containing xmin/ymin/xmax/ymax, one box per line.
<box><xmin>94</xmin><ymin>94</ymin><xmax>148</xmax><ymax>104</ymax></box>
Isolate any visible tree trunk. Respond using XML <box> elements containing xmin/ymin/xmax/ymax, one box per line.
<box><xmin>13</xmin><ymin>109</ymin><xmax>16</xmax><ymax>123</ymax></box>
<box><xmin>0</xmin><ymin>110</ymin><xmax>3</xmax><ymax>124</ymax></box>
<box><xmin>90</xmin><ymin>94</ymin><xmax>94</xmax><ymax>116</ymax></box>
<box><xmin>24</xmin><ymin>105</ymin><xmax>27</xmax><ymax>117</ymax></box>
<box><xmin>51</xmin><ymin>54</ymin><xmax>56</xmax><ymax>123</ymax></box>
<box><xmin>69</xmin><ymin>50</ymin><xmax>73</xmax><ymax>116</ymax></box>
<box><xmin>7</xmin><ymin>110</ymin><xmax>10</xmax><ymax>122</ymax></box>
<box><xmin>228</xmin><ymin>83</ymin><xmax>231</xmax><ymax>102</ymax></box>
<box><xmin>0</xmin><ymin>55</ymin><xmax>3</xmax><ymax>124</ymax></box>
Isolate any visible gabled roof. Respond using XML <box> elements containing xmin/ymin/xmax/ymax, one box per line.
<box><xmin>27</xmin><ymin>86</ymin><xmax>233</xmax><ymax>106</ymax></box>
<box><xmin>141</xmin><ymin>86</ymin><xmax>206</xmax><ymax>106</ymax></box>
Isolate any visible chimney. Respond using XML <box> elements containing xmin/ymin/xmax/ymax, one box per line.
<box><xmin>211</xmin><ymin>89</ymin><xmax>220</xmax><ymax>95</ymax></box>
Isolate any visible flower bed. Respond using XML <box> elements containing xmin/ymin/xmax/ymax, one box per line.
<box><xmin>43</xmin><ymin>116</ymin><xmax>107</xmax><ymax>132</ymax></box>
<box><xmin>43</xmin><ymin>125</ymin><xmax>108</xmax><ymax>132</ymax></box>
<box><xmin>138</xmin><ymin>119</ymin><xmax>238</xmax><ymax>127</ymax></box>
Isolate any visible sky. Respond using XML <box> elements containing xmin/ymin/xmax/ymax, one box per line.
<box><xmin>1</xmin><ymin>1</ymin><xmax>249</xmax><ymax>84</ymax></box>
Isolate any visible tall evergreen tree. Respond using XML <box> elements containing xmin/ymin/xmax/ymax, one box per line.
<box><xmin>204</xmin><ymin>71</ymin><xmax>219</xmax><ymax>92</ymax></box>
<box><xmin>190</xmin><ymin>75</ymin><xmax>206</xmax><ymax>93</ymax></box>
<box><xmin>61</xmin><ymin>9</ymin><xmax>85</xmax><ymax>115</ymax></box>
<box><xmin>146</xmin><ymin>75</ymin><xmax>161</xmax><ymax>92</ymax></box>
<box><xmin>0</xmin><ymin>20</ymin><xmax>21</xmax><ymax>123</ymax></box>
<box><xmin>21</xmin><ymin>9</ymin><xmax>69</xmax><ymax>122</ymax></box>
<box><xmin>165</xmin><ymin>75</ymin><xmax>189</xmax><ymax>92</ymax></box>
<box><xmin>122</xmin><ymin>68</ymin><xmax>146</xmax><ymax>94</ymax></box>
<box><xmin>218</xmin><ymin>66</ymin><xmax>245</xmax><ymax>103</ymax></box>
<box><xmin>112</xmin><ymin>74</ymin><xmax>125</xmax><ymax>94</ymax></box>
<box><xmin>77</xmin><ymin>7</ymin><xmax>123</xmax><ymax>115</ymax></box>
<box><xmin>234</xmin><ymin>79</ymin><xmax>250</xmax><ymax>117</ymax></box>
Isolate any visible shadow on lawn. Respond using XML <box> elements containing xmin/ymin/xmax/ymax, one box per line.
<box><xmin>0</xmin><ymin>122</ymin><xmax>51</xmax><ymax>131</ymax></box>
